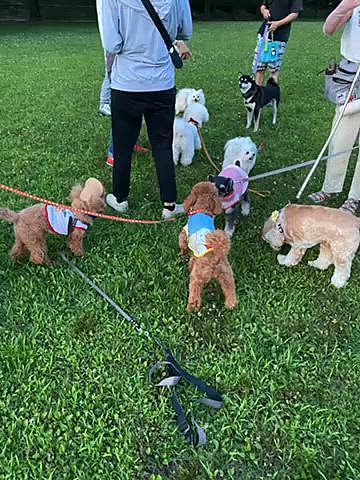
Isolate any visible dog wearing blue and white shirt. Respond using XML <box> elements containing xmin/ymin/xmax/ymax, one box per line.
<box><xmin>179</xmin><ymin>182</ymin><xmax>238</xmax><ymax>312</ymax></box>
<box><xmin>0</xmin><ymin>178</ymin><xmax>105</xmax><ymax>265</ymax></box>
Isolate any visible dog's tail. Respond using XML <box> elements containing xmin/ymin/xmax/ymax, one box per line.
<box><xmin>206</xmin><ymin>230</ymin><xmax>231</xmax><ymax>257</ymax></box>
<box><xmin>0</xmin><ymin>208</ymin><xmax>19</xmax><ymax>224</ymax></box>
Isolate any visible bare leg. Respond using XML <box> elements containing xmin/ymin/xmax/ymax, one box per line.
<box><xmin>255</xmin><ymin>70</ymin><xmax>265</xmax><ymax>86</ymax></box>
<box><xmin>270</xmin><ymin>71</ymin><xmax>279</xmax><ymax>84</ymax></box>
<box><xmin>277</xmin><ymin>247</ymin><xmax>306</xmax><ymax>267</ymax></box>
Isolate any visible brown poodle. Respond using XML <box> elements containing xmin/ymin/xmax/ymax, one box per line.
<box><xmin>262</xmin><ymin>204</ymin><xmax>360</xmax><ymax>288</ymax></box>
<box><xmin>0</xmin><ymin>178</ymin><xmax>106</xmax><ymax>265</ymax></box>
<box><xmin>179</xmin><ymin>181</ymin><xmax>238</xmax><ymax>312</ymax></box>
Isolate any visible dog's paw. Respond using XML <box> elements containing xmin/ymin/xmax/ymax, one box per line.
<box><xmin>224</xmin><ymin>225</ymin><xmax>235</xmax><ymax>238</ymax></box>
<box><xmin>71</xmin><ymin>249</ymin><xmax>84</xmax><ymax>257</ymax></box>
<box><xmin>331</xmin><ymin>273</ymin><xmax>347</xmax><ymax>288</ymax></box>
<box><xmin>187</xmin><ymin>301</ymin><xmax>201</xmax><ymax>313</ymax></box>
<box><xmin>241</xmin><ymin>203</ymin><xmax>250</xmax><ymax>216</ymax></box>
<box><xmin>308</xmin><ymin>259</ymin><xmax>329</xmax><ymax>271</ymax></box>
<box><xmin>225</xmin><ymin>298</ymin><xmax>238</xmax><ymax>310</ymax></box>
<box><xmin>277</xmin><ymin>254</ymin><xmax>288</xmax><ymax>266</ymax></box>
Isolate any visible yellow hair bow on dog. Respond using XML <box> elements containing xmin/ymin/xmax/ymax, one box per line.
<box><xmin>271</xmin><ymin>210</ymin><xmax>279</xmax><ymax>222</ymax></box>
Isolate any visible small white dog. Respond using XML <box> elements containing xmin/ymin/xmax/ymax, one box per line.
<box><xmin>173</xmin><ymin>118</ymin><xmax>202</xmax><ymax>166</ymax></box>
<box><xmin>223</xmin><ymin>137</ymin><xmax>258</xmax><ymax>174</ymax></box>
<box><xmin>209</xmin><ymin>137</ymin><xmax>259</xmax><ymax>238</ymax></box>
<box><xmin>175</xmin><ymin>88</ymin><xmax>206</xmax><ymax>115</ymax></box>
<box><xmin>183</xmin><ymin>102</ymin><xmax>209</xmax><ymax>128</ymax></box>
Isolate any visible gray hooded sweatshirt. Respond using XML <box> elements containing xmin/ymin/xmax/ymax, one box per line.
<box><xmin>101</xmin><ymin>0</ymin><xmax>192</xmax><ymax>92</ymax></box>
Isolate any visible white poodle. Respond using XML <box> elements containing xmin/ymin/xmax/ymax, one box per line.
<box><xmin>175</xmin><ymin>88</ymin><xmax>206</xmax><ymax>115</ymax></box>
<box><xmin>173</xmin><ymin>118</ymin><xmax>202</xmax><ymax>166</ymax></box>
<box><xmin>183</xmin><ymin>102</ymin><xmax>209</xmax><ymax>128</ymax></box>
<box><xmin>223</xmin><ymin>136</ymin><xmax>258</xmax><ymax>174</ymax></box>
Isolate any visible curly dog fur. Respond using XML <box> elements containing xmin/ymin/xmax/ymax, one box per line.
<box><xmin>0</xmin><ymin>180</ymin><xmax>105</xmax><ymax>266</ymax></box>
<box><xmin>262</xmin><ymin>204</ymin><xmax>360</xmax><ymax>288</ymax></box>
<box><xmin>179</xmin><ymin>181</ymin><xmax>238</xmax><ymax>312</ymax></box>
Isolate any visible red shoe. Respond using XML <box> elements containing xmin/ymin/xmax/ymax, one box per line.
<box><xmin>133</xmin><ymin>144</ymin><xmax>150</xmax><ymax>153</ymax></box>
<box><xmin>106</xmin><ymin>156</ymin><xmax>114</xmax><ymax>167</ymax></box>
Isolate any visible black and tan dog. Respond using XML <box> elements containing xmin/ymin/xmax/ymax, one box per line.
<box><xmin>239</xmin><ymin>74</ymin><xmax>280</xmax><ymax>132</ymax></box>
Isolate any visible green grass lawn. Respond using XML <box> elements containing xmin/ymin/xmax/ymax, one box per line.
<box><xmin>0</xmin><ymin>21</ymin><xmax>359</xmax><ymax>480</ymax></box>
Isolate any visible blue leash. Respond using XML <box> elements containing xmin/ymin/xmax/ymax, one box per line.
<box><xmin>60</xmin><ymin>253</ymin><xmax>223</xmax><ymax>447</ymax></box>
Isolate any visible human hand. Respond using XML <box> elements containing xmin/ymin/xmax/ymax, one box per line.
<box><xmin>261</xmin><ymin>7</ymin><xmax>271</xmax><ymax>20</ymax></box>
<box><xmin>268</xmin><ymin>20</ymin><xmax>281</xmax><ymax>32</ymax></box>
<box><xmin>175</xmin><ymin>41</ymin><xmax>192</xmax><ymax>60</ymax></box>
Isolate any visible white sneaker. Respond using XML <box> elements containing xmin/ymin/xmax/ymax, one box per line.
<box><xmin>99</xmin><ymin>104</ymin><xmax>111</xmax><ymax>116</ymax></box>
<box><xmin>162</xmin><ymin>203</ymin><xmax>184</xmax><ymax>219</ymax></box>
<box><xmin>106</xmin><ymin>194</ymin><xmax>128</xmax><ymax>213</ymax></box>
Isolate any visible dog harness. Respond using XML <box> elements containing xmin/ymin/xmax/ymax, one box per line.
<box><xmin>45</xmin><ymin>205</ymin><xmax>89</xmax><ymax>236</ymax></box>
<box><xmin>219</xmin><ymin>165</ymin><xmax>249</xmax><ymax>212</ymax></box>
<box><xmin>183</xmin><ymin>212</ymin><xmax>215</xmax><ymax>257</ymax></box>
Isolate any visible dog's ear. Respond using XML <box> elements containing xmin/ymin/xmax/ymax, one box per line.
<box><xmin>183</xmin><ymin>189</ymin><xmax>198</xmax><ymax>214</ymax></box>
<box><xmin>212</xmin><ymin>190</ymin><xmax>223</xmax><ymax>216</ymax></box>
<box><xmin>70</xmin><ymin>185</ymin><xmax>83</xmax><ymax>202</ymax></box>
<box><xmin>87</xmin><ymin>195</ymin><xmax>106</xmax><ymax>213</ymax></box>
<box><xmin>208</xmin><ymin>175</ymin><xmax>215</xmax><ymax>183</ymax></box>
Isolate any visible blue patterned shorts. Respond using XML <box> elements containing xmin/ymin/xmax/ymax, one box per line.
<box><xmin>252</xmin><ymin>35</ymin><xmax>287</xmax><ymax>73</ymax></box>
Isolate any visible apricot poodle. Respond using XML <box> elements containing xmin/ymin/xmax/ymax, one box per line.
<box><xmin>262</xmin><ymin>204</ymin><xmax>360</xmax><ymax>288</ymax></box>
<box><xmin>179</xmin><ymin>181</ymin><xmax>238</xmax><ymax>312</ymax></box>
<box><xmin>0</xmin><ymin>178</ymin><xmax>105</xmax><ymax>265</ymax></box>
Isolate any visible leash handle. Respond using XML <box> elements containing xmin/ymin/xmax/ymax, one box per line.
<box><xmin>60</xmin><ymin>253</ymin><xmax>223</xmax><ymax>448</ymax></box>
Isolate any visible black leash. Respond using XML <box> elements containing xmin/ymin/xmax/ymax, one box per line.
<box><xmin>60</xmin><ymin>253</ymin><xmax>223</xmax><ymax>447</ymax></box>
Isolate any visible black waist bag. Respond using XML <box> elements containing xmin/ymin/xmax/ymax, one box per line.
<box><xmin>140</xmin><ymin>0</ymin><xmax>183</xmax><ymax>69</ymax></box>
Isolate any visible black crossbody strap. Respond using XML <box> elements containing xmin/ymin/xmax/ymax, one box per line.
<box><xmin>140</xmin><ymin>0</ymin><xmax>183</xmax><ymax>69</ymax></box>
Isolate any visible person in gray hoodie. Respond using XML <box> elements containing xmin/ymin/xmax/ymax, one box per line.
<box><xmin>101</xmin><ymin>0</ymin><xmax>192</xmax><ymax>218</ymax></box>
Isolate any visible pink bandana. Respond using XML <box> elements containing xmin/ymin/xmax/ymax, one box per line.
<box><xmin>219</xmin><ymin>165</ymin><xmax>249</xmax><ymax>212</ymax></box>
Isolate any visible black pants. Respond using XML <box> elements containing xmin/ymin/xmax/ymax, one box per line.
<box><xmin>111</xmin><ymin>88</ymin><xmax>177</xmax><ymax>203</ymax></box>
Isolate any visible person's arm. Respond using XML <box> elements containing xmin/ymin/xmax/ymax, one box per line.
<box><xmin>175</xmin><ymin>0</ymin><xmax>193</xmax><ymax>60</ymax></box>
<box><xmin>176</xmin><ymin>0</ymin><xmax>192</xmax><ymax>41</ymax></box>
<box><xmin>101</xmin><ymin>0</ymin><xmax>123</xmax><ymax>54</ymax></box>
<box><xmin>268</xmin><ymin>0</ymin><xmax>302</xmax><ymax>32</ymax></box>
<box><xmin>323</xmin><ymin>0</ymin><xmax>360</xmax><ymax>35</ymax></box>
<box><xmin>260</xmin><ymin>3</ymin><xmax>270</xmax><ymax>20</ymax></box>
<box><xmin>268</xmin><ymin>12</ymin><xmax>299</xmax><ymax>32</ymax></box>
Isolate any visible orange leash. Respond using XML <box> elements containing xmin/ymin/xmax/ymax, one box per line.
<box><xmin>197</xmin><ymin>127</ymin><xmax>222</xmax><ymax>173</ymax></box>
<box><xmin>0</xmin><ymin>183</ymin><xmax>175</xmax><ymax>225</ymax></box>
